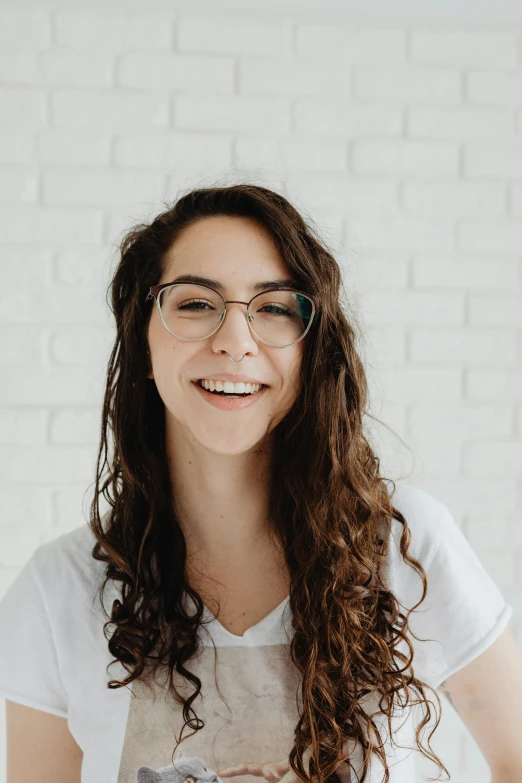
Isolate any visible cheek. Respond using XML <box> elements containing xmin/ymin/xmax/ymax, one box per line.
<box><xmin>278</xmin><ymin>352</ymin><xmax>303</xmax><ymax>398</ymax></box>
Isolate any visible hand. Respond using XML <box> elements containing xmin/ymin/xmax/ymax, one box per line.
<box><xmin>218</xmin><ymin>760</ymin><xmax>302</xmax><ymax>783</ymax></box>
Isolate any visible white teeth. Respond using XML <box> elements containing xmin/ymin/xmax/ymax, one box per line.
<box><xmin>198</xmin><ymin>379</ymin><xmax>263</xmax><ymax>394</ymax></box>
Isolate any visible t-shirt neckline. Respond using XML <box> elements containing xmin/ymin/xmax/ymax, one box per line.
<box><xmin>183</xmin><ymin>591</ymin><xmax>292</xmax><ymax>646</ymax></box>
<box><xmin>204</xmin><ymin>594</ymin><xmax>290</xmax><ymax>640</ymax></box>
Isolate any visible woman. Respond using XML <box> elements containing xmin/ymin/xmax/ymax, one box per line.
<box><xmin>0</xmin><ymin>184</ymin><xmax>516</xmax><ymax>783</ymax></box>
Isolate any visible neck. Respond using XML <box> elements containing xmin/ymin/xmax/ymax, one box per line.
<box><xmin>165</xmin><ymin>422</ymin><xmax>280</xmax><ymax>577</ymax></box>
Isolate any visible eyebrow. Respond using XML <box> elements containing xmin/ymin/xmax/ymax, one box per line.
<box><xmin>167</xmin><ymin>274</ymin><xmax>298</xmax><ymax>293</ymax></box>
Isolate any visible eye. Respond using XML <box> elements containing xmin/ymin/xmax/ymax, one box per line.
<box><xmin>178</xmin><ymin>298</ymin><xmax>213</xmax><ymax>311</ymax></box>
<box><xmin>184</xmin><ymin>777</ymin><xmax>195</xmax><ymax>783</ymax></box>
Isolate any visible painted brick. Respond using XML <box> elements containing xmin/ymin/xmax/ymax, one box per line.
<box><xmin>0</xmin><ymin>207</ymin><xmax>104</xmax><ymax>243</ymax></box>
<box><xmin>409</xmin><ymin>328</ymin><xmax>517</xmax><ymax>366</ymax></box>
<box><xmin>0</xmin><ymin>410</ymin><xmax>47</xmax><ymax>445</ymax></box>
<box><xmin>54</xmin><ymin>245</ymin><xmax>113</xmax><ymax>286</ymax></box>
<box><xmin>115</xmin><ymin>130</ymin><xmax>233</xmax><ymax>168</ymax></box>
<box><xmin>411</xmin><ymin>31</ymin><xmax>518</xmax><ymax>68</ymax></box>
<box><xmin>355</xmin><ymin>65</ymin><xmax>461</xmax><ymax>103</ymax></box>
<box><xmin>361</xmin><ymin>325</ymin><xmax>407</xmax><ymax>364</ymax></box>
<box><xmin>406</xmin><ymin>435</ymin><xmax>462</xmax><ymax>475</ymax></box>
<box><xmin>105</xmin><ymin>207</ymin><xmax>169</xmax><ymax>248</ymax></box>
<box><xmin>466</xmin><ymin>369</ymin><xmax>522</xmax><ymax>401</ymax></box>
<box><xmin>51</xmin><ymin>327</ymin><xmax>114</xmax><ymax>365</ymax></box>
<box><xmin>50</xmin><ymin>409</ymin><xmax>100</xmax><ymax>445</ymax></box>
<box><xmin>283</xmin><ymin>176</ymin><xmax>400</xmax><ymax>214</ymax></box>
<box><xmin>42</xmin><ymin>169</ymin><xmax>165</xmax><ymax>206</ymax></box>
<box><xmin>408</xmin><ymin>106</ymin><xmax>516</xmax><ymax>141</ymax></box>
<box><xmin>177</xmin><ymin>16</ymin><xmax>291</xmax><ymax>56</ymax></box>
<box><xmin>0</xmin><ymin>246</ymin><xmax>51</xmax><ymax>284</ymax></box>
<box><xmin>352</xmin><ymin>140</ymin><xmax>458</xmax><ymax>177</ymax></box>
<box><xmin>464</xmin><ymin>143</ymin><xmax>522</xmax><ymax>177</ymax></box>
<box><xmin>384</xmin><ymin>366</ymin><xmax>462</xmax><ymax>401</ymax></box>
<box><xmin>412</xmin><ymin>256</ymin><xmax>519</xmax><ymax>290</ymax></box>
<box><xmin>293</xmin><ymin>101</ymin><xmax>402</xmax><ymax>137</ymax></box>
<box><xmin>350</xmin><ymin>249</ymin><xmax>409</xmax><ymax>289</ymax></box>
<box><xmin>239</xmin><ymin>58</ymin><xmax>352</xmax><ymax>96</ymax></box>
<box><xmin>281</xmin><ymin>139</ymin><xmax>346</xmax><ymax>171</ymax></box>
<box><xmin>0</xmin><ymin>329</ymin><xmax>44</xmax><ymax>365</ymax></box>
<box><xmin>458</xmin><ymin>219</ymin><xmax>522</xmax><ymax>252</ymax></box>
<box><xmin>409</xmin><ymin>403</ymin><xmax>512</xmax><ymax>440</ymax></box>
<box><xmin>469</xmin><ymin>294</ymin><xmax>522</xmax><ymax>326</ymax></box>
<box><xmin>0</xmin><ymin>168</ymin><xmax>39</xmax><ymax>204</ymax></box>
<box><xmin>295</xmin><ymin>26</ymin><xmax>406</xmax><ymax>63</ymax></box>
<box><xmin>361</xmin><ymin>290</ymin><xmax>465</xmax><ymax>326</ymax></box>
<box><xmin>510</xmin><ymin>183</ymin><xmax>522</xmax><ymax>214</ymax></box>
<box><xmin>0</xmin><ymin>49</ymin><xmax>41</xmax><ymax>84</ymax></box>
<box><xmin>401</xmin><ymin>181</ymin><xmax>505</xmax><ymax>217</ymax></box>
<box><xmin>463</xmin><ymin>441</ymin><xmax>522</xmax><ymax>475</ymax></box>
<box><xmin>0</xmin><ymin>284</ymin><xmax>106</xmax><ymax>324</ymax></box>
<box><xmin>54</xmin><ymin>488</ymin><xmax>95</xmax><ymax>535</ymax></box>
<box><xmin>0</xmin><ymin>130</ymin><xmax>37</xmax><ymax>165</ymax></box>
<box><xmin>0</xmin><ymin>446</ymin><xmax>94</xmax><ymax>484</ymax></box>
<box><xmin>346</xmin><ymin>216</ymin><xmax>455</xmax><ymax>251</ymax></box>
<box><xmin>0</xmin><ymin>88</ymin><xmax>47</xmax><ymax>126</ymax></box>
<box><xmin>0</xmin><ymin>368</ymin><xmax>100</xmax><ymax>406</ymax></box>
<box><xmin>37</xmin><ymin>129</ymin><xmax>111</xmax><ymax>165</ymax></box>
<box><xmin>0</xmin><ymin>10</ymin><xmax>51</xmax><ymax>47</ymax></box>
<box><xmin>117</xmin><ymin>53</ymin><xmax>234</xmax><ymax>92</ymax></box>
<box><xmin>54</xmin><ymin>10</ymin><xmax>173</xmax><ymax>52</ymax></box>
<box><xmin>234</xmin><ymin>138</ymin><xmax>280</xmax><ymax>170</ymax></box>
<box><xmin>467</xmin><ymin>71</ymin><xmax>522</xmax><ymax>104</ymax></box>
<box><xmin>40</xmin><ymin>51</ymin><xmax>114</xmax><ymax>88</ymax></box>
<box><xmin>174</xmin><ymin>95</ymin><xmax>290</xmax><ymax>133</ymax></box>
<box><xmin>51</xmin><ymin>91</ymin><xmax>169</xmax><ymax>129</ymax></box>
<box><xmin>517</xmin><ymin>108</ymin><xmax>522</xmax><ymax>135</ymax></box>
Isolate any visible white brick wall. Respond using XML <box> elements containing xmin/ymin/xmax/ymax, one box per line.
<box><xmin>0</xmin><ymin>6</ymin><xmax>521</xmax><ymax>782</ymax></box>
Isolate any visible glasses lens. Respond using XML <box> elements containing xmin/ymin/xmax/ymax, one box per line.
<box><xmin>248</xmin><ymin>290</ymin><xmax>314</xmax><ymax>346</ymax></box>
<box><xmin>157</xmin><ymin>284</ymin><xmax>315</xmax><ymax>346</ymax></box>
<box><xmin>158</xmin><ymin>284</ymin><xmax>224</xmax><ymax>340</ymax></box>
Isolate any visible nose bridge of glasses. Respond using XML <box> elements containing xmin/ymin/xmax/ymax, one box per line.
<box><xmin>224</xmin><ymin>299</ymin><xmax>249</xmax><ymax>307</ymax></box>
<box><xmin>220</xmin><ymin>299</ymin><xmax>254</xmax><ymax>329</ymax></box>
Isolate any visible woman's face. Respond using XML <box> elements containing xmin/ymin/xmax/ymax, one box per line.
<box><xmin>146</xmin><ymin>215</ymin><xmax>305</xmax><ymax>456</ymax></box>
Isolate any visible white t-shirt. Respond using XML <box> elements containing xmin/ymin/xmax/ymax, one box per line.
<box><xmin>0</xmin><ymin>482</ymin><xmax>513</xmax><ymax>783</ymax></box>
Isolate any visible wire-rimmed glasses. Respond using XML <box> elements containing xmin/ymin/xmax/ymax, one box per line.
<box><xmin>146</xmin><ymin>281</ymin><xmax>319</xmax><ymax>348</ymax></box>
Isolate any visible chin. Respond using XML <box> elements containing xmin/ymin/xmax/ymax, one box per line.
<box><xmin>196</xmin><ymin>427</ymin><xmax>272</xmax><ymax>456</ymax></box>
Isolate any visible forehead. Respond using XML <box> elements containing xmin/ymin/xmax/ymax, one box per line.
<box><xmin>162</xmin><ymin>215</ymin><xmax>289</xmax><ymax>280</ymax></box>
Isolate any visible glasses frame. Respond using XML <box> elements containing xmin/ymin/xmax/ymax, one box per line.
<box><xmin>146</xmin><ymin>281</ymin><xmax>321</xmax><ymax>348</ymax></box>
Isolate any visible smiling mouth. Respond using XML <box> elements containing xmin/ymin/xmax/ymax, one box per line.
<box><xmin>193</xmin><ymin>380</ymin><xmax>268</xmax><ymax>398</ymax></box>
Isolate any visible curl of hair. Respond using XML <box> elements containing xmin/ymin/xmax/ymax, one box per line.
<box><xmin>87</xmin><ymin>183</ymin><xmax>450</xmax><ymax>783</ymax></box>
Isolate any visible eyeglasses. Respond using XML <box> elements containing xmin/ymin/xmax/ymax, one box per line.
<box><xmin>146</xmin><ymin>281</ymin><xmax>319</xmax><ymax>348</ymax></box>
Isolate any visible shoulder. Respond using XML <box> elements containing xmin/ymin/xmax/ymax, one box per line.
<box><xmin>31</xmin><ymin>522</ymin><xmax>108</xmax><ymax>608</ymax></box>
<box><xmin>383</xmin><ymin>481</ymin><xmax>454</xmax><ymax>588</ymax></box>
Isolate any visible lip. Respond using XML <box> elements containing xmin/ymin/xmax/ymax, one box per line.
<box><xmin>192</xmin><ymin>373</ymin><xmax>268</xmax><ymax>385</ymax></box>
<box><xmin>191</xmin><ymin>380</ymin><xmax>268</xmax><ymax>411</ymax></box>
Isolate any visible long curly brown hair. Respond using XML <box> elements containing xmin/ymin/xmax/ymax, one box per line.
<box><xmin>88</xmin><ymin>183</ymin><xmax>450</xmax><ymax>783</ymax></box>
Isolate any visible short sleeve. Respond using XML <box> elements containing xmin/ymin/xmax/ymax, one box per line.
<box><xmin>403</xmin><ymin>502</ymin><xmax>513</xmax><ymax>691</ymax></box>
<box><xmin>0</xmin><ymin>553</ymin><xmax>68</xmax><ymax>718</ymax></box>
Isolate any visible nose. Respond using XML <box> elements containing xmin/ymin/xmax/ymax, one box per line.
<box><xmin>210</xmin><ymin>301</ymin><xmax>259</xmax><ymax>359</ymax></box>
